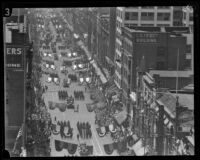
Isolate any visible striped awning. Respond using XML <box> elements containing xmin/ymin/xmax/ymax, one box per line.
<box><xmin>164</xmin><ymin>117</ymin><xmax>169</xmax><ymax>125</ymax></box>
<box><xmin>167</xmin><ymin>121</ymin><xmax>173</xmax><ymax>129</ymax></box>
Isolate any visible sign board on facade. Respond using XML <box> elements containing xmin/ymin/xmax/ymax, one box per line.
<box><xmin>6</xmin><ymin>45</ymin><xmax>24</xmax><ymax>69</ymax></box>
<box><xmin>135</xmin><ymin>33</ymin><xmax>158</xmax><ymax>43</ymax></box>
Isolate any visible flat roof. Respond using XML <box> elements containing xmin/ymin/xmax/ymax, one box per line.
<box><xmin>172</xmin><ymin>93</ymin><xmax>194</xmax><ymax>110</ymax></box>
<box><xmin>149</xmin><ymin>70</ymin><xmax>193</xmax><ymax>78</ymax></box>
<box><xmin>123</xmin><ymin>26</ymin><xmax>191</xmax><ymax>34</ymax></box>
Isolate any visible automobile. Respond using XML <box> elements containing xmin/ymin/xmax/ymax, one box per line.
<box><xmin>46</xmin><ymin>76</ymin><xmax>52</xmax><ymax>83</ymax></box>
<box><xmin>50</xmin><ymin>64</ymin><xmax>56</xmax><ymax>70</ymax></box>
<box><xmin>53</xmin><ymin>77</ymin><xmax>60</xmax><ymax>85</ymax></box>
<box><xmin>96</xmin><ymin>127</ymin><xmax>106</xmax><ymax>137</ymax></box>
<box><xmin>43</xmin><ymin>52</ymin><xmax>48</xmax><ymax>57</ymax></box>
<box><xmin>48</xmin><ymin>53</ymin><xmax>53</xmax><ymax>58</ymax></box>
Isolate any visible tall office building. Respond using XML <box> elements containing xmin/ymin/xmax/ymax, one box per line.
<box><xmin>114</xmin><ymin>6</ymin><xmax>184</xmax><ymax>89</ymax></box>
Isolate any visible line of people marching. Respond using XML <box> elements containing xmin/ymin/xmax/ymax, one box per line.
<box><xmin>58</xmin><ymin>90</ymin><xmax>68</xmax><ymax>100</ymax></box>
<box><xmin>74</xmin><ymin>91</ymin><xmax>85</xmax><ymax>100</ymax></box>
<box><xmin>76</xmin><ymin>122</ymin><xmax>92</xmax><ymax>140</ymax></box>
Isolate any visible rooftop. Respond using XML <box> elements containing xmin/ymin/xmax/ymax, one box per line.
<box><xmin>157</xmin><ymin>92</ymin><xmax>177</xmax><ymax>118</ymax></box>
<box><xmin>156</xmin><ymin>90</ymin><xmax>194</xmax><ymax>118</ymax></box>
<box><xmin>182</xmin><ymin>84</ymin><xmax>194</xmax><ymax>92</ymax></box>
<box><xmin>124</xmin><ymin>26</ymin><xmax>191</xmax><ymax>34</ymax></box>
<box><xmin>172</xmin><ymin>93</ymin><xmax>194</xmax><ymax>110</ymax></box>
<box><xmin>149</xmin><ymin>70</ymin><xmax>193</xmax><ymax>78</ymax></box>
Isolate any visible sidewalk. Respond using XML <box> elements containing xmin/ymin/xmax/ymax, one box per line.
<box><xmin>60</xmin><ymin>13</ymin><xmax>107</xmax><ymax>84</ymax></box>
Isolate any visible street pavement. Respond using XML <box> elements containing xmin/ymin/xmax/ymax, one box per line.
<box><xmin>39</xmin><ymin>20</ymin><xmax>118</xmax><ymax>156</ymax></box>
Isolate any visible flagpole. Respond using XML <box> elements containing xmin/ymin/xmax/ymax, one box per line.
<box><xmin>176</xmin><ymin>48</ymin><xmax>179</xmax><ymax>96</ymax></box>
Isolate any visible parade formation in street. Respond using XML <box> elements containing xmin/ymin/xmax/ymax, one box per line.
<box><xmin>5</xmin><ymin>7</ymin><xmax>194</xmax><ymax>157</ymax></box>
<box><xmin>25</xmin><ymin>9</ymin><xmax>129</xmax><ymax>156</ymax></box>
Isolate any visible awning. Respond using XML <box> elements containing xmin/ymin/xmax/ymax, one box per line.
<box><xmin>105</xmin><ymin>56</ymin><xmax>115</xmax><ymax>66</ymax></box>
<box><xmin>164</xmin><ymin>117</ymin><xmax>169</xmax><ymax>125</ymax></box>
<box><xmin>114</xmin><ymin>110</ymin><xmax>127</xmax><ymax>125</ymax></box>
<box><xmin>132</xmin><ymin>134</ymin><xmax>139</xmax><ymax>142</ymax></box>
<box><xmin>91</xmin><ymin>62</ymin><xmax>107</xmax><ymax>84</ymax></box>
<box><xmin>131</xmin><ymin>139</ymin><xmax>142</xmax><ymax>153</ymax></box>
<box><xmin>147</xmin><ymin>99</ymin><xmax>152</xmax><ymax>105</ymax></box>
<box><xmin>135</xmin><ymin>147</ymin><xmax>148</xmax><ymax>156</ymax></box>
<box><xmin>130</xmin><ymin>92</ymin><xmax>136</xmax><ymax>102</ymax></box>
<box><xmin>167</xmin><ymin>121</ymin><xmax>173</xmax><ymax>129</ymax></box>
<box><xmin>186</xmin><ymin>136</ymin><xmax>194</xmax><ymax>146</ymax></box>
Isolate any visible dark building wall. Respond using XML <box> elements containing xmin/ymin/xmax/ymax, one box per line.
<box><xmin>109</xmin><ymin>7</ymin><xmax>116</xmax><ymax>63</ymax></box>
<box><xmin>167</xmin><ymin>36</ymin><xmax>187</xmax><ymax>70</ymax></box>
<box><xmin>122</xmin><ymin>29</ymin><xmax>187</xmax><ymax>91</ymax></box>
<box><xmin>155</xmin><ymin>76</ymin><xmax>191</xmax><ymax>90</ymax></box>
<box><xmin>6</xmin><ymin>71</ymin><xmax>24</xmax><ymax>126</ymax></box>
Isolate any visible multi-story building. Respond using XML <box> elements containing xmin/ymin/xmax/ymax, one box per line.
<box><xmin>4</xmin><ymin>8</ymin><xmax>31</xmax><ymax>155</ymax></box>
<box><xmin>97</xmin><ymin>14</ymin><xmax>110</xmax><ymax>78</ymax></box>
<box><xmin>182</xmin><ymin>6</ymin><xmax>193</xmax><ymax>28</ymax></box>
<box><xmin>134</xmin><ymin>71</ymin><xmax>194</xmax><ymax>155</ymax></box>
<box><xmin>87</xmin><ymin>8</ymin><xmax>98</xmax><ymax>57</ymax></box>
<box><xmin>114</xmin><ymin>6</ymin><xmax>185</xmax><ymax>89</ymax></box>
<box><xmin>121</xmin><ymin>26</ymin><xmax>191</xmax><ymax>106</ymax></box>
<box><xmin>149</xmin><ymin>70</ymin><xmax>193</xmax><ymax>90</ymax></box>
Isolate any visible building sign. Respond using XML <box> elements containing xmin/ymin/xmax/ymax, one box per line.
<box><xmin>6</xmin><ymin>45</ymin><xmax>24</xmax><ymax>69</ymax></box>
<box><xmin>135</xmin><ymin>33</ymin><xmax>158</xmax><ymax>43</ymax></box>
<box><xmin>178</xmin><ymin>110</ymin><xmax>194</xmax><ymax>124</ymax></box>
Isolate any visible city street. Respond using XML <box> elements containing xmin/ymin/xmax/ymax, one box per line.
<box><xmin>39</xmin><ymin>20</ymin><xmax>117</xmax><ymax>156</ymax></box>
<box><xmin>5</xmin><ymin>8</ymin><xmax>194</xmax><ymax>157</ymax></box>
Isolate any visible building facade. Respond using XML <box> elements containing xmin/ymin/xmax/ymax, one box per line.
<box><xmin>182</xmin><ymin>6</ymin><xmax>193</xmax><ymax>28</ymax></box>
<box><xmin>5</xmin><ymin>8</ymin><xmax>31</xmax><ymax>154</ymax></box>
<box><xmin>121</xmin><ymin>26</ymin><xmax>189</xmax><ymax>99</ymax></box>
<box><xmin>114</xmin><ymin>6</ymin><xmax>185</xmax><ymax>89</ymax></box>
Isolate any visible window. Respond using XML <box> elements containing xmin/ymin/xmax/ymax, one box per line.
<box><xmin>157</xmin><ymin>24</ymin><xmax>170</xmax><ymax>27</ymax></box>
<box><xmin>130</xmin><ymin>12</ymin><xmax>138</xmax><ymax>20</ymax></box>
<box><xmin>183</xmin><ymin>12</ymin><xmax>186</xmax><ymax>20</ymax></box>
<box><xmin>128</xmin><ymin>60</ymin><xmax>131</xmax><ymax>70</ymax></box>
<box><xmin>141</xmin><ymin>12</ymin><xmax>154</xmax><ymax>20</ymax></box>
<box><xmin>125</xmin><ymin>12</ymin><xmax>130</xmax><ymax>20</ymax></box>
<box><xmin>157</xmin><ymin>47</ymin><xmax>166</xmax><ymax>56</ymax></box>
<box><xmin>141</xmin><ymin>6</ymin><xmax>154</xmax><ymax>9</ymax></box>
<box><xmin>173</xmin><ymin>11</ymin><xmax>182</xmax><ymax>19</ymax></box>
<box><xmin>186</xmin><ymin>44</ymin><xmax>192</xmax><ymax>53</ymax></box>
<box><xmin>128</xmin><ymin>75</ymin><xmax>131</xmax><ymax>84</ymax></box>
<box><xmin>189</xmin><ymin>13</ymin><xmax>193</xmax><ymax>21</ymax></box>
<box><xmin>156</xmin><ymin>61</ymin><xmax>165</xmax><ymax>70</ymax></box>
<box><xmin>157</xmin><ymin>13</ymin><xmax>170</xmax><ymax>21</ymax></box>
<box><xmin>157</xmin><ymin>6</ymin><xmax>170</xmax><ymax>9</ymax></box>
<box><xmin>141</xmin><ymin>24</ymin><xmax>154</xmax><ymax>26</ymax></box>
<box><xmin>185</xmin><ymin>59</ymin><xmax>191</xmax><ymax>69</ymax></box>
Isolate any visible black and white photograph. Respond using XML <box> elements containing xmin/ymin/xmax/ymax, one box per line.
<box><xmin>3</xmin><ymin>6</ymin><xmax>194</xmax><ymax>157</ymax></box>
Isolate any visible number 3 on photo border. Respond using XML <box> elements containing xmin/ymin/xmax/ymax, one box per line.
<box><xmin>3</xmin><ymin>7</ymin><xmax>12</xmax><ymax>17</ymax></box>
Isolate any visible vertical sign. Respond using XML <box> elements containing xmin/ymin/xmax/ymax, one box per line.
<box><xmin>6</xmin><ymin>45</ymin><xmax>24</xmax><ymax>69</ymax></box>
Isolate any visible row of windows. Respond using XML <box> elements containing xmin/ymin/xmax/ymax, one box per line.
<box><xmin>125</xmin><ymin>6</ymin><xmax>170</xmax><ymax>9</ymax></box>
<box><xmin>116</xmin><ymin>39</ymin><xmax>121</xmax><ymax>52</ymax></box>
<box><xmin>115</xmin><ymin>72</ymin><xmax>121</xmax><ymax>87</ymax></box>
<box><xmin>116</xmin><ymin>9</ymin><xmax>123</xmax><ymax>19</ymax></box>
<box><xmin>122</xmin><ymin>80</ymin><xmax>128</xmax><ymax>93</ymax></box>
<box><xmin>124</xmin><ymin>23</ymin><xmax>171</xmax><ymax>27</ymax></box>
<box><xmin>123</xmin><ymin>40</ymin><xmax>132</xmax><ymax>53</ymax></box>
<box><xmin>124</xmin><ymin>12</ymin><xmax>171</xmax><ymax>21</ymax></box>
<box><xmin>122</xmin><ymin>55</ymin><xmax>132</xmax><ymax>71</ymax></box>
<box><xmin>183</xmin><ymin>12</ymin><xmax>193</xmax><ymax>21</ymax></box>
<box><xmin>116</xmin><ymin>20</ymin><xmax>122</xmax><ymax>29</ymax></box>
